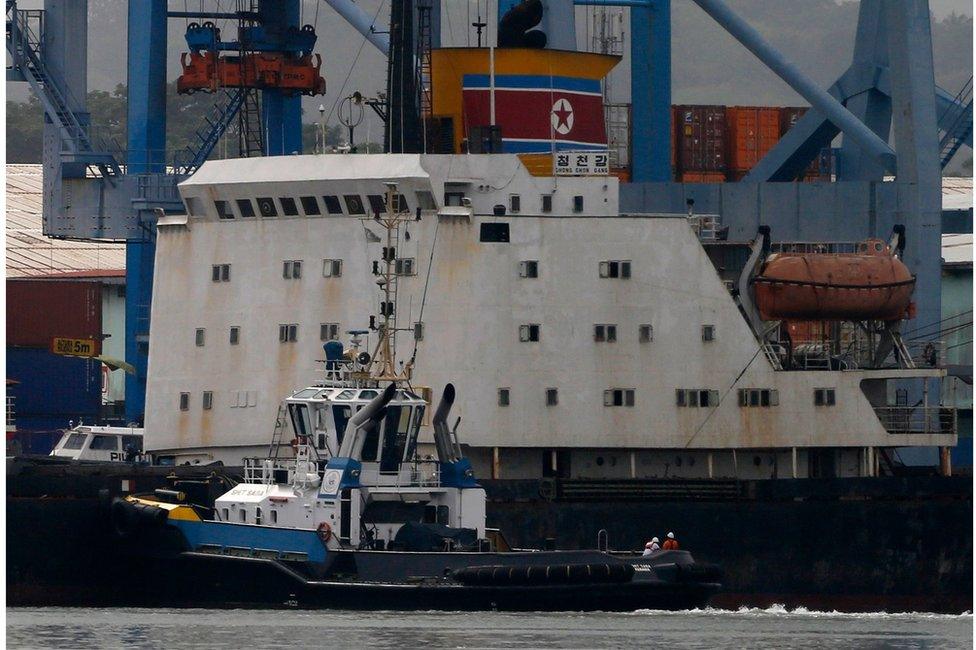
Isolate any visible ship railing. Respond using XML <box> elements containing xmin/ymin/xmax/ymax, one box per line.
<box><xmin>400</xmin><ymin>459</ymin><xmax>441</xmax><ymax>488</ymax></box>
<box><xmin>242</xmin><ymin>457</ymin><xmax>298</xmax><ymax>485</ymax></box>
<box><xmin>786</xmin><ymin>338</ymin><xmax>946</xmax><ymax>370</ymax></box>
<box><xmin>6</xmin><ymin>395</ymin><xmax>15</xmax><ymax>428</ymax></box>
<box><xmin>873</xmin><ymin>406</ymin><xmax>956</xmax><ymax>436</ymax></box>
<box><xmin>688</xmin><ymin>215</ymin><xmax>724</xmax><ymax>241</ymax></box>
<box><xmin>769</xmin><ymin>242</ymin><xmax>860</xmax><ymax>254</ymax></box>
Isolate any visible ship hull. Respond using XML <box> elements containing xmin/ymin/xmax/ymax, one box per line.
<box><xmin>6</xmin><ymin>459</ymin><xmax>972</xmax><ymax>613</ymax></box>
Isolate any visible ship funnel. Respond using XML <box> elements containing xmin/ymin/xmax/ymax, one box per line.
<box><xmin>433</xmin><ymin>383</ymin><xmax>458</xmax><ymax>463</ymax></box>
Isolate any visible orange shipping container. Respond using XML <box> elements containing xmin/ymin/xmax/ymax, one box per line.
<box><xmin>727</xmin><ymin>106</ymin><xmax>780</xmax><ymax>172</ymax></box>
<box><xmin>680</xmin><ymin>172</ymin><xmax>725</xmax><ymax>183</ymax></box>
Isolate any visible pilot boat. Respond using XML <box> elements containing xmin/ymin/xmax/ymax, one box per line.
<box><xmin>110</xmin><ymin>184</ymin><xmax>721</xmax><ymax>611</ymax></box>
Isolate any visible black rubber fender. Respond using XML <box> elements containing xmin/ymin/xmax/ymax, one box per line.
<box><xmin>454</xmin><ymin>562</ymin><xmax>635</xmax><ymax>587</ymax></box>
<box><xmin>110</xmin><ymin>498</ymin><xmax>168</xmax><ymax>538</ymax></box>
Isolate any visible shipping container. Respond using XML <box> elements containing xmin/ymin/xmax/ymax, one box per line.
<box><xmin>780</xmin><ymin>107</ymin><xmax>833</xmax><ymax>180</ymax></box>
<box><xmin>7</xmin><ymin>279</ymin><xmax>103</xmax><ymax>353</ymax></box>
<box><xmin>673</xmin><ymin>105</ymin><xmax>727</xmax><ymax>173</ymax></box>
<box><xmin>680</xmin><ymin>172</ymin><xmax>726</xmax><ymax>183</ymax></box>
<box><xmin>6</xmin><ymin>347</ymin><xmax>102</xmax><ymax>431</ymax></box>
<box><xmin>727</xmin><ymin>106</ymin><xmax>780</xmax><ymax>172</ymax></box>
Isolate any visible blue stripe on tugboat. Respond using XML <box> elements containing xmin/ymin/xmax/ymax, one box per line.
<box><xmin>170</xmin><ymin>519</ymin><xmax>328</xmax><ymax>564</ymax></box>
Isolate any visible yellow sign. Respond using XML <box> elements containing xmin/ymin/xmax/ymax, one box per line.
<box><xmin>51</xmin><ymin>337</ymin><xmax>97</xmax><ymax>357</ymax></box>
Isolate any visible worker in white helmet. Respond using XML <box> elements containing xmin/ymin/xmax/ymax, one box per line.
<box><xmin>662</xmin><ymin>531</ymin><xmax>680</xmax><ymax>550</ymax></box>
<box><xmin>642</xmin><ymin>537</ymin><xmax>660</xmax><ymax>556</ymax></box>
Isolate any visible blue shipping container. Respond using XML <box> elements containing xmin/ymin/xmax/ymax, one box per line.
<box><xmin>6</xmin><ymin>347</ymin><xmax>101</xmax><ymax>430</ymax></box>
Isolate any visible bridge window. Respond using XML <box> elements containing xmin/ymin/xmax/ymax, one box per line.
<box><xmin>257</xmin><ymin>197</ymin><xmax>277</xmax><ymax>217</ymax></box>
<box><xmin>221</xmin><ymin>508</ymin><xmax>229</xmax><ymax>521</ymax></box>
<box><xmin>367</xmin><ymin>194</ymin><xmax>386</xmax><ymax>216</ymax></box>
<box><xmin>184</xmin><ymin>196</ymin><xmax>203</xmax><ymax>216</ymax></box>
<box><xmin>599</xmin><ymin>260</ymin><xmax>631</xmax><ymax>279</ymax></box>
<box><xmin>415</xmin><ymin>190</ymin><xmax>436</xmax><ymax>210</ymax></box>
<box><xmin>236</xmin><ymin>199</ymin><xmax>256</xmax><ymax>218</ymax></box>
<box><xmin>498</xmin><ymin>388</ymin><xmax>510</xmax><ymax>407</ymax></box>
<box><xmin>270</xmin><ymin>510</ymin><xmax>278</xmax><ymax>524</ymax></box>
<box><xmin>90</xmin><ymin>435</ymin><xmax>118</xmax><ymax>451</ymax></box>
<box><xmin>380</xmin><ymin>406</ymin><xmax>411</xmax><ymax>473</ymax></box>
<box><xmin>279</xmin><ymin>197</ymin><xmax>299</xmax><ymax>216</ymax></box>
<box><xmin>255</xmin><ymin>507</ymin><xmax>263</xmax><ymax>525</ymax></box>
<box><xmin>573</xmin><ymin>195</ymin><xmax>584</xmax><ymax>213</ymax></box>
<box><xmin>279</xmin><ymin>324</ymin><xmax>298</xmax><ymax>343</ymax></box>
<box><xmin>211</xmin><ymin>264</ymin><xmax>230</xmax><ymax>282</ymax></box>
<box><xmin>344</xmin><ymin>195</ymin><xmax>365</xmax><ymax>215</ymax></box>
<box><xmin>333</xmin><ymin>405</ymin><xmax>352</xmax><ymax>445</ymax></box>
<box><xmin>814</xmin><ymin>388</ymin><xmax>836</xmax><ymax>406</ymax></box>
<box><xmin>202</xmin><ymin>391</ymin><xmax>213</xmax><ymax>410</ymax></box>
<box><xmin>395</xmin><ymin>258</ymin><xmax>416</xmax><ymax>276</ymax></box>
<box><xmin>509</xmin><ymin>194</ymin><xmax>521</xmax><ymax>214</ymax></box>
<box><xmin>229</xmin><ymin>326</ymin><xmax>240</xmax><ymax>345</ymax></box>
<box><xmin>546</xmin><ymin>388</ymin><xmax>559</xmax><ymax>406</ymax></box>
<box><xmin>541</xmin><ymin>194</ymin><xmax>553</xmax><ymax>213</ymax></box>
<box><xmin>195</xmin><ymin>328</ymin><xmax>206</xmax><ymax>347</ymax></box>
<box><xmin>214</xmin><ymin>200</ymin><xmax>234</xmax><ymax>219</ymax></box>
<box><xmin>323</xmin><ymin>195</ymin><xmax>343</xmax><ymax>214</ymax></box>
<box><xmin>676</xmin><ymin>389</ymin><xmax>719</xmax><ymax>408</ymax></box>
<box><xmin>320</xmin><ymin>322</ymin><xmax>340</xmax><ymax>341</ymax></box>
<box><xmin>179</xmin><ymin>392</ymin><xmax>190</xmax><ymax>411</ymax></box>
<box><xmin>239</xmin><ymin>509</ymin><xmax>247</xmax><ymax>523</ymax></box>
<box><xmin>300</xmin><ymin>196</ymin><xmax>321</xmax><ymax>215</ymax></box>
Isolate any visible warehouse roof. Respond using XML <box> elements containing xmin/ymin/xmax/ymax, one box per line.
<box><xmin>5</xmin><ymin>164</ymin><xmax>126</xmax><ymax>278</ymax></box>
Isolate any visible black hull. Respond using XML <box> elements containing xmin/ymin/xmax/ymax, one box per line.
<box><xmin>7</xmin><ymin>458</ymin><xmax>972</xmax><ymax>613</ymax></box>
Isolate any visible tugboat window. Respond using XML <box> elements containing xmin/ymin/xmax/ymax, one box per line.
<box><xmin>279</xmin><ymin>197</ymin><xmax>299</xmax><ymax>216</ymax></box>
<box><xmin>270</xmin><ymin>510</ymin><xmax>278</xmax><ymax>524</ymax></box>
<box><xmin>255</xmin><ymin>507</ymin><xmax>262</xmax><ymax>525</ymax></box>
<box><xmin>236</xmin><ymin>199</ymin><xmax>256</xmax><ymax>217</ymax></box>
<box><xmin>257</xmin><ymin>197</ymin><xmax>277</xmax><ymax>217</ymax></box>
<box><xmin>344</xmin><ymin>195</ymin><xmax>366</xmax><ymax>215</ymax></box>
<box><xmin>323</xmin><ymin>195</ymin><xmax>343</xmax><ymax>214</ymax></box>
<box><xmin>63</xmin><ymin>433</ymin><xmax>87</xmax><ymax>449</ymax></box>
<box><xmin>380</xmin><ymin>406</ymin><xmax>410</xmax><ymax>473</ymax></box>
<box><xmin>221</xmin><ymin>508</ymin><xmax>229</xmax><ymax>521</ymax></box>
<box><xmin>300</xmin><ymin>196</ymin><xmax>321</xmax><ymax>215</ymax></box>
<box><xmin>333</xmin><ymin>405</ymin><xmax>352</xmax><ymax>445</ymax></box>
<box><xmin>90</xmin><ymin>435</ymin><xmax>118</xmax><ymax>451</ymax></box>
<box><xmin>361</xmin><ymin>420</ymin><xmax>381</xmax><ymax>462</ymax></box>
<box><xmin>240</xmin><ymin>509</ymin><xmax>247</xmax><ymax>522</ymax></box>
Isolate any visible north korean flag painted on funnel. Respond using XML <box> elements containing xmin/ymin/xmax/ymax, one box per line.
<box><xmin>462</xmin><ymin>74</ymin><xmax>607</xmax><ymax>153</ymax></box>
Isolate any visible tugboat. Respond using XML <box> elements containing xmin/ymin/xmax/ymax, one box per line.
<box><xmin>111</xmin><ymin>184</ymin><xmax>721</xmax><ymax>611</ymax></box>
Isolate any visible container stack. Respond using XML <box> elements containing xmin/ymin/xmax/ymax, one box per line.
<box><xmin>672</xmin><ymin>105</ymin><xmax>727</xmax><ymax>182</ymax></box>
<box><xmin>726</xmin><ymin>106</ymin><xmax>781</xmax><ymax>181</ymax></box>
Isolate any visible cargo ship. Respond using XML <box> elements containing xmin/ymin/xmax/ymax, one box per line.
<box><xmin>7</xmin><ymin>2</ymin><xmax>971</xmax><ymax>613</ymax></box>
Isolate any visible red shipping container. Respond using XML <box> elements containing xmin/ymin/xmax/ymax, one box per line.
<box><xmin>7</xmin><ymin>279</ymin><xmax>103</xmax><ymax>354</ymax></box>
<box><xmin>673</xmin><ymin>105</ymin><xmax>727</xmax><ymax>173</ymax></box>
<box><xmin>680</xmin><ymin>172</ymin><xmax>726</xmax><ymax>183</ymax></box>
<box><xmin>727</xmin><ymin>106</ymin><xmax>780</xmax><ymax>172</ymax></box>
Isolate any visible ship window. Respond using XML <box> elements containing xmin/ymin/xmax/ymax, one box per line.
<box><xmin>320</xmin><ymin>322</ymin><xmax>340</xmax><ymax>341</ymax></box>
<box><xmin>344</xmin><ymin>195</ymin><xmax>365</xmax><ymax>215</ymax></box>
<box><xmin>414</xmin><ymin>322</ymin><xmax>424</xmax><ymax>341</ymax></box>
<box><xmin>541</xmin><ymin>194</ymin><xmax>553</xmax><ymax>213</ymax></box>
<box><xmin>895</xmin><ymin>389</ymin><xmax>908</xmax><ymax>406</ymax></box>
<box><xmin>639</xmin><ymin>324</ymin><xmax>653</xmax><ymax>343</ymax></box>
<box><xmin>300</xmin><ymin>196</ymin><xmax>321</xmax><ymax>215</ymax></box>
<box><xmin>519</xmin><ymin>260</ymin><xmax>539</xmax><ymax>278</ymax></box>
<box><xmin>184</xmin><ymin>196</ymin><xmax>203</xmax><ymax>216</ymax></box>
<box><xmin>333</xmin><ymin>405</ymin><xmax>352</xmax><ymax>445</ymax></box>
<box><xmin>599</xmin><ymin>260</ymin><xmax>631</xmax><ymax>279</ymax></box>
<box><xmin>415</xmin><ymin>190</ymin><xmax>436</xmax><ymax>210</ymax></box>
<box><xmin>392</xmin><ymin>193</ymin><xmax>409</xmax><ymax>213</ymax></box>
<box><xmin>702</xmin><ymin>325</ymin><xmax>715</xmax><ymax>342</ymax></box>
<box><xmin>499</xmin><ymin>388</ymin><xmax>510</xmax><ymax>407</ymax></box>
<box><xmin>395</xmin><ymin>258</ymin><xmax>416</xmax><ymax>275</ymax></box>
<box><xmin>215</xmin><ymin>200</ymin><xmax>234</xmax><ymax>219</ymax></box>
<box><xmin>255</xmin><ymin>507</ymin><xmax>262</xmax><ymax>525</ymax></box>
<box><xmin>380</xmin><ymin>406</ymin><xmax>410</xmax><ymax>473</ymax></box>
<box><xmin>236</xmin><ymin>199</ymin><xmax>256</xmax><ymax>218</ymax></box>
<box><xmin>546</xmin><ymin>388</ymin><xmax>559</xmax><ymax>406</ymax></box>
<box><xmin>256</xmin><ymin>197</ymin><xmax>278</xmax><ymax>217</ymax></box>
<box><xmin>212</xmin><ymin>264</ymin><xmax>231</xmax><ymax>282</ymax></box>
<box><xmin>367</xmin><ymin>194</ymin><xmax>386</xmax><ymax>216</ymax></box>
<box><xmin>604</xmin><ymin>389</ymin><xmax>635</xmax><ymax>407</ymax></box>
<box><xmin>63</xmin><ymin>433</ymin><xmax>87</xmax><ymax>450</ymax></box>
<box><xmin>573</xmin><ymin>195</ymin><xmax>584</xmax><ymax>213</ymax></box>
<box><xmin>283</xmin><ymin>260</ymin><xmax>303</xmax><ymax>279</ymax></box>
<box><xmin>594</xmin><ymin>324</ymin><xmax>617</xmax><ymax>342</ymax></box>
<box><xmin>280</xmin><ymin>197</ymin><xmax>299</xmax><ymax>216</ymax></box>
<box><xmin>444</xmin><ymin>191</ymin><xmax>465</xmax><ymax>206</ymax></box>
<box><xmin>323</xmin><ymin>259</ymin><xmax>343</xmax><ymax>277</ymax></box>
<box><xmin>240</xmin><ymin>509</ymin><xmax>247</xmax><ymax>522</ymax></box>
<box><xmin>361</xmin><ymin>422</ymin><xmax>381</xmax><ymax>462</ymax></box>
<box><xmin>90</xmin><ymin>435</ymin><xmax>118</xmax><ymax>451</ymax></box>
<box><xmin>221</xmin><ymin>508</ymin><xmax>229</xmax><ymax>521</ymax></box>
<box><xmin>676</xmin><ymin>389</ymin><xmax>719</xmax><ymax>408</ymax></box>
<box><xmin>317</xmin><ymin>433</ymin><xmax>326</xmax><ymax>450</ymax></box>
<box><xmin>480</xmin><ymin>222</ymin><xmax>510</xmax><ymax>243</ymax></box>
<box><xmin>814</xmin><ymin>388</ymin><xmax>836</xmax><ymax>407</ymax></box>
<box><xmin>323</xmin><ymin>195</ymin><xmax>343</xmax><ymax>214</ymax></box>
<box><xmin>229</xmin><ymin>326</ymin><xmax>240</xmax><ymax>345</ymax></box>
<box><xmin>179</xmin><ymin>392</ymin><xmax>190</xmax><ymax>411</ymax></box>
<box><xmin>509</xmin><ymin>194</ymin><xmax>521</xmax><ymax>214</ymax></box>
<box><xmin>675</xmin><ymin>390</ymin><xmax>687</xmax><ymax>407</ymax></box>
<box><xmin>279</xmin><ymin>324</ymin><xmax>298</xmax><ymax>343</ymax></box>
<box><xmin>519</xmin><ymin>324</ymin><xmax>541</xmax><ymax>342</ymax></box>
<box><xmin>195</xmin><ymin>328</ymin><xmax>206</xmax><ymax>347</ymax></box>
<box><xmin>202</xmin><ymin>391</ymin><xmax>213</xmax><ymax>410</ymax></box>
<box><xmin>270</xmin><ymin>510</ymin><xmax>278</xmax><ymax>524</ymax></box>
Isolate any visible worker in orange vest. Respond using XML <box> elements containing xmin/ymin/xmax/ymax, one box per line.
<box><xmin>662</xmin><ymin>531</ymin><xmax>680</xmax><ymax>550</ymax></box>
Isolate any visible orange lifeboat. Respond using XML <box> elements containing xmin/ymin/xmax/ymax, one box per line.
<box><xmin>752</xmin><ymin>239</ymin><xmax>915</xmax><ymax>322</ymax></box>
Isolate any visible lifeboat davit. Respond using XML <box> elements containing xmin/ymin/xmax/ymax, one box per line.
<box><xmin>752</xmin><ymin>239</ymin><xmax>915</xmax><ymax>322</ymax></box>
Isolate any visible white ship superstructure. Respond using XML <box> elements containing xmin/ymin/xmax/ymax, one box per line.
<box><xmin>144</xmin><ymin>153</ymin><xmax>955</xmax><ymax>479</ymax></box>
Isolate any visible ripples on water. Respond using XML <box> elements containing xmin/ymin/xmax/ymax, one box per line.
<box><xmin>6</xmin><ymin>606</ymin><xmax>973</xmax><ymax>649</ymax></box>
